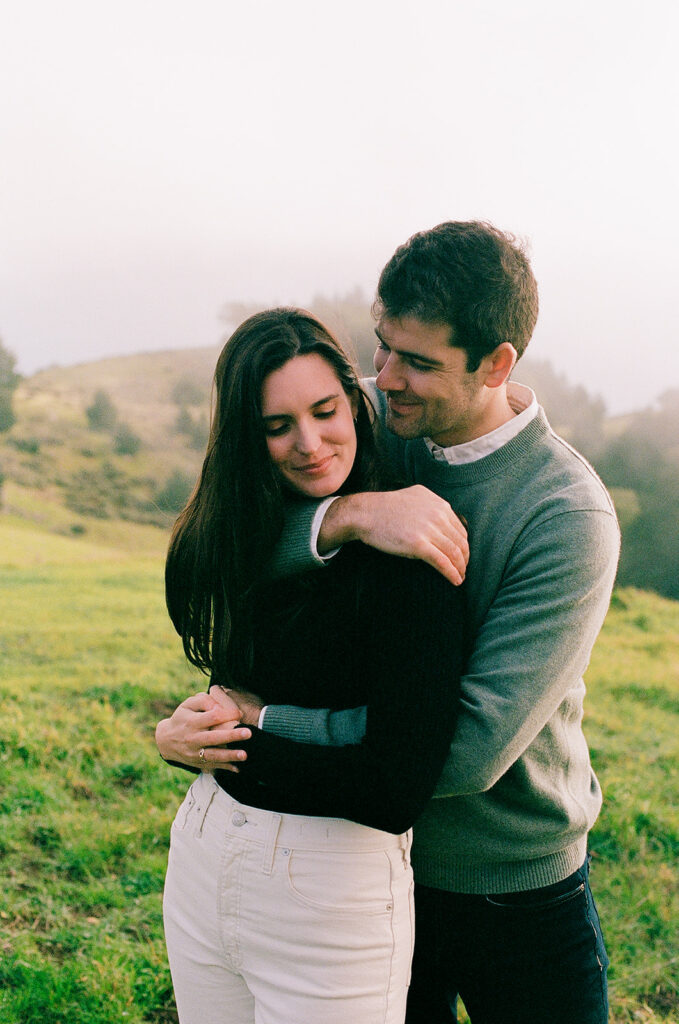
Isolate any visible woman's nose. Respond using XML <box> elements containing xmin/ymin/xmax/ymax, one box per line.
<box><xmin>295</xmin><ymin>422</ymin><xmax>322</xmax><ymax>455</ymax></box>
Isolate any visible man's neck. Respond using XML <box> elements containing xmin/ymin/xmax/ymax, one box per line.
<box><xmin>432</xmin><ymin>387</ymin><xmax>516</xmax><ymax>447</ymax></box>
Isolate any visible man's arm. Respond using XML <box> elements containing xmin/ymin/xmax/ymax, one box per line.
<box><xmin>271</xmin><ymin>486</ymin><xmax>469</xmax><ymax>586</ymax></box>
<box><xmin>431</xmin><ymin>508</ymin><xmax>620</xmax><ymax>796</ymax></box>
<box><xmin>318</xmin><ymin>487</ymin><xmax>468</xmax><ymax>585</ymax></box>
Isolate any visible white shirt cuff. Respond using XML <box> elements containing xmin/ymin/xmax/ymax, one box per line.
<box><xmin>257</xmin><ymin>706</ymin><xmax>269</xmax><ymax>729</ymax></box>
<box><xmin>311</xmin><ymin>496</ymin><xmax>341</xmax><ymax>563</ymax></box>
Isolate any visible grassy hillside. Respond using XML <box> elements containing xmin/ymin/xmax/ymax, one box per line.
<box><xmin>0</xmin><ymin>516</ymin><xmax>677</xmax><ymax>1023</ymax></box>
<box><xmin>1</xmin><ymin>347</ymin><xmax>220</xmax><ymax>532</ymax></box>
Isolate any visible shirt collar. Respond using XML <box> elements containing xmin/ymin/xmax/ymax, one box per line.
<box><xmin>425</xmin><ymin>382</ymin><xmax>539</xmax><ymax>465</ymax></box>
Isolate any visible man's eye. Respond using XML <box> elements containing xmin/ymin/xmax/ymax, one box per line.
<box><xmin>407</xmin><ymin>358</ymin><xmax>432</xmax><ymax>371</ymax></box>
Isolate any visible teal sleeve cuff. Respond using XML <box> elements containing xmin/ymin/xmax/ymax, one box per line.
<box><xmin>260</xmin><ymin>705</ymin><xmax>367</xmax><ymax>747</ymax></box>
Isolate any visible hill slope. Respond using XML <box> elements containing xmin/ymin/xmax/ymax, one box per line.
<box><xmin>1</xmin><ymin>347</ymin><xmax>221</xmax><ymax>534</ymax></box>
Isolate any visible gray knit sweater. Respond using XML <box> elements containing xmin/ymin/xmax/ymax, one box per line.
<box><xmin>263</xmin><ymin>383</ymin><xmax>620</xmax><ymax>894</ymax></box>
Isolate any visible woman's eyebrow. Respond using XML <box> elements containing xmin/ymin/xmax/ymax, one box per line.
<box><xmin>262</xmin><ymin>394</ymin><xmax>340</xmax><ymax>421</ymax></box>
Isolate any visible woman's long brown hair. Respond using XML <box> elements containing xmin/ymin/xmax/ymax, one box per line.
<box><xmin>165</xmin><ymin>308</ymin><xmax>381</xmax><ymax>682</ymax></box>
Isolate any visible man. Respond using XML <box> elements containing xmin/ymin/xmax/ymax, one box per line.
<box><xmin>217</xmin><ymin>221</ymin><xmax>619</xmax><ymax>1022</ymax></box>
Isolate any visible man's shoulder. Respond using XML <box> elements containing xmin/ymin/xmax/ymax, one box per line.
<box><xmin>529</xmin><ymin>413</ymin><xmax>616</xmax><ymax>517</ymax></box>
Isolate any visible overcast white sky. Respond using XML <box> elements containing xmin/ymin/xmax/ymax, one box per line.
<box><xmin>2</xmin><ymin>0</ymin><xmax>677</xmax><ymax>413</ymax></box>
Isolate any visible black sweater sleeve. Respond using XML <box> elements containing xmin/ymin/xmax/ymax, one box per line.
<box><xmin>234</xmin><ymin>555</ymin><xmax>467</xmax><ymax>834</ymax></box>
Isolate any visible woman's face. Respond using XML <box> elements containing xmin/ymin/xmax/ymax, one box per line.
<box><xmin>261</xmin><ymin>353</ymin><xmax>358</xmax><ymax>498</ymax></box>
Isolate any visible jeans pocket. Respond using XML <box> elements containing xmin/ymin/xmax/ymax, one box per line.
<box><xmin>286</xmin><ymin>848</ymin><xmax>393</xmax><ymax>915</ymax></box>
<box><xmin>485</xmin><ymin>879</ymin><xmax>585</xmax><ymax>910</ymax></box>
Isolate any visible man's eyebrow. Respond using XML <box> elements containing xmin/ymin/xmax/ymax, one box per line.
<box><xmin>374</xmin><ymin>328</ymin><xmax>445</xmax><ymax>368</ymax></box>
<box><xmin>262</xmin><ymin>394</ymin><xmax>340</xmax><ymax>421</ymax></box>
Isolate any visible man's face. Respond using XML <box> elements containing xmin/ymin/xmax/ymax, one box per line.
<box><xmin>373</xmin><ymin>316</ymin><xmax>486</xmax><ymax>446</ymax></box>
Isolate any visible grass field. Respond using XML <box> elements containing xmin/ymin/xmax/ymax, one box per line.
<box><xmin>1</xmin><ymin>516</ymin><xmax>678</xmax><ymax>1023</ymax></box>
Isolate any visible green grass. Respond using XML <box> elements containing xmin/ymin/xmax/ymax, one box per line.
<box><xmin>1</xmin><ymin>520</ymin><xmax>678</xmax><ymax>1023</ymax></box>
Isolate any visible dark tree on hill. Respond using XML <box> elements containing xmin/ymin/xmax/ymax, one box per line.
<box><xmin>86</xmin><ymin>389</ymin><xmax>118</xmax><ymax>431</ymax></box>
<box><xmin>596</xmin><ymin>429</ymin><xmax>679</xmax><ymax>601</ymax></box>
<box><xmin>172</xmin><ymin>376</ymin><xmax>206</xmax><ymax>407</ymax></box>
<box><xmin>114</xmin><ymin>424</ymin><xmax>142</xmax><ymax>456</ymax></box>
<box><xmin>0</xmin><ymin>338</ymin><xmax>21</xmax><ymax>432</ymax></box>
<box><xmin>156</xmin><ymin>470</ymin><xmax>194</xmax><ymax>514</ymax></box>
<box><xmin>174</xmin><ymin>406</ymin><xmax>193</xmax><ymax>435</ymax></box>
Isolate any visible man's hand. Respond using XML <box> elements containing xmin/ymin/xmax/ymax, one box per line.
<box><xmin>318</xmin><ymin>486</ymin><xmax>469</xmax><ymax>585</ymax></box>
<box><xmin>213</xmin><ymin>686</ymin><xmax>264</xmax><ymax>728</ymax></box>
<box><xmin>155</xmin><ymin>692</ymin><xmax>251</xmax><ymax>773</ymax></box>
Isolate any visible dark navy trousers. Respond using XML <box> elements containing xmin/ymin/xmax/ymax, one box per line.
<box><xmin>405</xmin><ymin>858</ymin><xmax>609</xmax><ymax>1024</ymax></box>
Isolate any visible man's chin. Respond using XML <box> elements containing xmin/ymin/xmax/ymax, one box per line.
<box><xmin>385</xmin><ymin>410</ymin><xmax>424</xmax><ymax>439</ymax></box>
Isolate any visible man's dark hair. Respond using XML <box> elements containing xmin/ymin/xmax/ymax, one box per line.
<box><xmin>374</xmin><ymin>220</ymin><xmax>539</xmax><ymax>371</ymax></box>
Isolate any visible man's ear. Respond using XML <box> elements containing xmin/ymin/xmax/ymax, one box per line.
<box><xmin>481</xmin><ymin>343</ymin><xmax>517</xmax><ymax>389</ymax></box>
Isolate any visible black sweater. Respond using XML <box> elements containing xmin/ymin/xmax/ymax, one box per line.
<box><xmin>215</xmin><ymin>542</ymin><xmax>467</xmax><ymax>835</ymax></box>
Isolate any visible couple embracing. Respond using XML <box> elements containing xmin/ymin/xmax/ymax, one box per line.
<box><xmin>156</xmin><ymin>220</ymin><xmax>619</xmax><ymax>1024</ymax></box>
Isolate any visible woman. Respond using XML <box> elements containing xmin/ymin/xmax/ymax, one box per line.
<box><xmin>157</xmin><ymin>309</ymin><xmax>467</xmax><ymax>1024</ymax></box>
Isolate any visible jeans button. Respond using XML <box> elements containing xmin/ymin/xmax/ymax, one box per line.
<box><xmin>232</xmin><ymin>811</ymin><xmax>247</xmax><ymax>827</ymax></box>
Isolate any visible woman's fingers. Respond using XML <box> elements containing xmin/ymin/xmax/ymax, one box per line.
<box><xmin>180</xmin><ymin>692</ymin><xmax>217</xmax><ymax>712</ymax></box>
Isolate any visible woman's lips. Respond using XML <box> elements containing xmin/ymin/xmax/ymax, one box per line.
<box><xmin>293</xmin><ymin>455</ymin><xmax>334</xmax><ymax>476</ymax></box>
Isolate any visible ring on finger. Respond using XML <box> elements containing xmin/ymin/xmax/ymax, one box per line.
<box><xmin>198</xmin><ymin>747</ymin><xmax>206</xmax><ymax>762</ymax></box>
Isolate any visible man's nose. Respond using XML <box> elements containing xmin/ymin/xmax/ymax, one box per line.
<box><xmin>375</xmin><ymin>353</ymin><xmax>405</xmax><ymax>392</ymax></box>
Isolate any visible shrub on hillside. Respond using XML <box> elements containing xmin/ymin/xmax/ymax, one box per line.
<box><xmin>86</xmin><ymin>390</ymin><xmax>118</xmax><ymax>432</ymax></box>
<box><xmin>171</xmin><ymin>376</ymin><xmax>206</xmax><ymax>407</ymax></box>
<box><xmin>114</xmin><ymin>424</ymin><xmax>142</xmax><ymax>456</ymax></box>
<box><xmin>8</xmin><ymin>436</ymin><xmax>41</xmax><ymax>454</ymax></box>
<box><xmin>188</xmin><ymin>415</ymin><xmax>209</xmax><ymax>451</ymax></box>
<box><xmin>65</xmin><ymin>462</ymin><xmax>131</xmax><ymax>519</ymax></box>
<box><xmin>174</xmin><ymin>406</ymin><xmax>194</xmax><ymax>435</ymax></box>
<box><xmin>0</xmin><ymin>338</ymin><xmax>21</xmax><ymax>432</ymax></box>
<box><xmin>156</xmin><ymin>470</ymin><xmax>193</xmax><ymax>514</ymax></box>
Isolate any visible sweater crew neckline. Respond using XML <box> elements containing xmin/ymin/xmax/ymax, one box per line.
<box><xmin>414</xmin><ymin>409</ymin><xmax>551</xmax><ymax>486</ymax></box>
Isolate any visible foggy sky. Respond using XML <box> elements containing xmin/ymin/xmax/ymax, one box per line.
<box><xmin>2</xmin><ymin>0</ymin><xmax>677</xmax><ymax>414</ymax></box>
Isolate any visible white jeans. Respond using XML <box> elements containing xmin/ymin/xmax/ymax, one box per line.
<box><xmin>163</xmin><ymin>773</ymin><xmax>414</xmax><ymax>1024</ymax></box>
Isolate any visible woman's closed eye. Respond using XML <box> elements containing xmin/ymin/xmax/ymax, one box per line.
<box><xmin>264</xmin><ymin>421</ymin><xmax>290</xmax><ymax>437</ymax></box>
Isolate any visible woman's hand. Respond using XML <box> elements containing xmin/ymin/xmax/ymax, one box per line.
<box><xmin>155</xmin><ymin>692</ymin><xmax>251</xmax><ymax>773</ymax></box>
<box><xmin>211</xmin><ymin>684</ymin><xmax>264</xmax><ymax>727</ymax></box>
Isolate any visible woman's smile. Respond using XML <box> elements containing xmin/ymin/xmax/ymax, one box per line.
<box><xmin>261</xmin><ymin>353</ymin><xmax>358</xmax><ymax>498</ymax></box>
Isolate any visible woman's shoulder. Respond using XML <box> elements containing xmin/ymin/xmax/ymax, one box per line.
<box><xmin>343</xmin><ymin>541</ymin><xmax>466</xmax><ymax>606</ymax></box>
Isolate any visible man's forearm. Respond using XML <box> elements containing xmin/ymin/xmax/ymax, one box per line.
<box><xmin>319</xmin><ymin>485</ymin><xmax>468</xmax><ymax>584</ymax></box>
<box><xmin>261</xmin><ymin>705</ymin><xmax>367</xmax><ymax>746</ymax></box>
<box><xmin>316</xmin><ymin>494</ymin><xmax>369</xmax><ymax>552</ymax></box>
